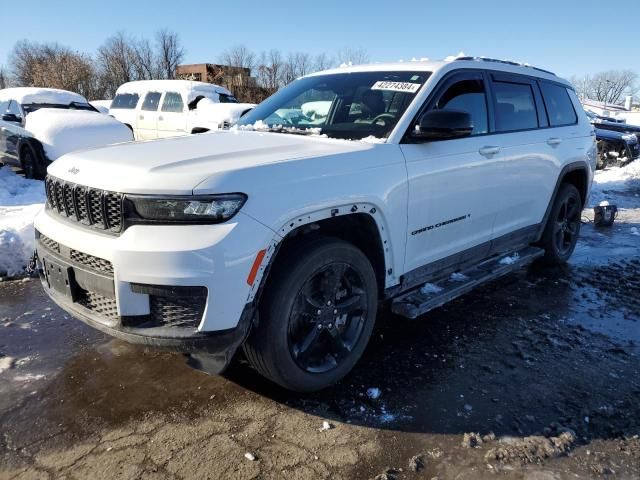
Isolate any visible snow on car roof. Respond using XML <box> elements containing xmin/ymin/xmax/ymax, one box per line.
<box><xmin>0</xmin><ymin>87</ymin><xmax>88</xmax><ymax>105</ymax></box>
<box><xmin>114</xmin><ymin>80</ymin><xmax>232</xmax><ymax>103</ymax></box>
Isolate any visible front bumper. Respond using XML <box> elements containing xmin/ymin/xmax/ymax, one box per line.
<box><xmin>34</xmin><ymin>208</ymin><xmax>276</xmax><ymax>360</ymax></box>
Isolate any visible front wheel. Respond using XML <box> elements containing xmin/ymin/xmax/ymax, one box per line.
<box><xmin>243</xmin><ymin>237</ymin><xmax>378</xmax><ymax>392</ymax></box>
<box><xmin>540</xmin><ymin>183</ymin><xmax>582</xmax><ymax>265</ymax></box>
<box><xmin>20</xmin><ymin>145</ymin><xmax>44</xmax><ymax>180</ymax></box>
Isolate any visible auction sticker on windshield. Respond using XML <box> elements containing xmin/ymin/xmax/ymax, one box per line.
<box><xmin>371</xmin><ymin>81</ymin><xmax>421</xmax><ymax>93</ymax></box>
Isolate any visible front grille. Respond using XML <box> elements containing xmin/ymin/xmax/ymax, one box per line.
<box><xmin>45</xmin><ymin>176</ymin><xmax>123</xmax><ymax>233</ymax></box>
<box><xmin>77</xmin><ymin>290</ymin><xmax>119</xmax><ymax>320</ymax></box>
<box><xmin>38</xmin><ymin>233</ymin><xmax>60</xmax><ymax>253</ymax></box>
<box><xmin>69</xmin><ymin>250</ymin><xmax>114</xmax><ymax>275</ymax></box>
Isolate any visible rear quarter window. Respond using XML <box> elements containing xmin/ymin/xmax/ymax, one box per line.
<box><xmin>111</xmin><ymin>93</ymin><xmax>140</xmax><ymax>109</ymax></box>
<box><xmin>540</xmin><ymin>82</ymin><xmax>577</xmax><ymax>127</ymax></box>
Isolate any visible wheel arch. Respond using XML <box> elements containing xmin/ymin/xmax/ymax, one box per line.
<box><xmin>537</xmin><ymin>161</ymin><xmax>590</xmax><ymax>241</ymax></box>
<box><xmin>246</xmin><ymin>204</ymin><xmax>394</xmax><ymax>306</ymax></box>
<box><xmin>17</xmin><ymin>137</ymin><xmax>48</xmax><ymax>170</ymax></box>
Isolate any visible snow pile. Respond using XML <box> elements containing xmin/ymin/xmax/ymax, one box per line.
<box><xmin>589</xmin><ymin>159</ymin><xmax>640</xmax><ymax>208</ymax></box>
<box><xmin>89</xmin><ymin>100</ymin><xmax>112</xmax><ymax>114</ymax></box>
<box><xmin>0</xmin><ymin>168</ymin><xmax>45</xmax><ymax>277</ymax></box>
<box><xmin>0</xmin><ymin>87</ymin><xmax>86</xmax><ymax>105</ymax></box>
<box><xmin>360</xmin><ymin>136</ymin><xmax>386</xmax><ymax>144</ymax></box>
<box><xmin>25</xmin><ymin>109</ymin><xmax>133</xmax><ymax>160</ymax></box>
<box><xmin>420</xmin><ymin>283</ymin><xmax>443</xmax><ymax>294</ymax></box>
<box><xmin>195</xmin><ymin>98</ymin><xmax>254</xmax><ymax>126</ymax></box>
<box><xmin>450</xmin><ymin>272</ymin><xmax>468</xmax><ymax>282</ymax></box>
<box><xmin>499</xmin><ymin>253</ymin><xmax>520</xmax><ymax>265</ymax></box>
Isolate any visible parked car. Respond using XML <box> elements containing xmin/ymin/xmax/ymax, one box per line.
<box><xmin>89</xmin><ymin>100</ymin><xmax>112</xmax><ymax>114</ymax></box>
<box><xmin>0</xmin><ymin>88</ymin><xmax>133</xmax><ymax>179</ymax></box>
<box><xmin>35</xmin><ymin>57</ymin><xmax>595</xmax><ymax>392</ymax></box>
<box><xmin>109</xmin><ymin>80</ymin><xmax>255</xmax><ymax>140</ymax></box>
<box><xmin>585</xmin><ymin>111</ymin><xmax>640</xmax><ymax>168</ymax></box>
<box><xmin>585</xmin><ymin>110</ymin><xmax>640</xmax><ymax>140</ymax></box>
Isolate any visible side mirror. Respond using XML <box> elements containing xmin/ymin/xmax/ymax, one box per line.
<box><xmin>411</xmin><ymin>109</ymin><xmax>473</xmax><ymax>140</ymax></box>
<box><xmin>2</xmin><ymin>113</ymin><xmax>22</xmax><ymax>124</ymax></box>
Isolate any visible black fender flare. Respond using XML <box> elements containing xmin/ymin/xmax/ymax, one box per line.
<box><xmin>536</xmin><ymin>161</ymin><xmax>590</xmax><ymax>241</ymax></box>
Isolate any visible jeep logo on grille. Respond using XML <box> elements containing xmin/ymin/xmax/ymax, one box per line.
<box><xmin>68</xmin><ymin>167</ymin><xmax>80</xmax><ymax>175</ymax></box>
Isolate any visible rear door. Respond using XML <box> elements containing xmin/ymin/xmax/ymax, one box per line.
<box><xmin>157</xmin><ymin>91</ymin><xmax>188</xmax><ymax>137</ymax></box>
<box><xmin>487</xmin><ymin>73</ymin><xmax>553</xmax><ymax>240</ymax></box>
<box><xmin>137</xmin><ymin>91</ymin><xmax>162</xmax><ymax>140</ymax></box>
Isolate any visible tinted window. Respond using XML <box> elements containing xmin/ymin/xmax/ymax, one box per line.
<box><xmin>141</xmin><ymin>92</ymin><xmax>162</xmax><ymax>111</ymax></box>
<box><xmin>0</xmin><ymin>100</ymin><xmax>9</xmax><ymax>114</ymax></box>
<box><xmin>111</xmin><ymin>93</ymin><xmax>140</xmax><ymax>109</ymax></box>
<box><xmin>161</xmin><ymin>92</ymin><xmax>184</xmax><ymax>112</ymax></box>
<box><xmin>493</xmin><ymin>81</ymin><xmax>538</xmax><ymax>132</ymax></box>
<box><xmin>433</xmin><ymin>77</ymin><xmax>488</xmax><ymax>135</ymax></box>
<box><xmin>218</xmin><ymin>93</ymin><xmax>238</xmax><ymax>103</ymax></box>
<box><xmin>541</xmin><ymin>82</ymin><xmax>577</xmax><ymax>126</ymax></box>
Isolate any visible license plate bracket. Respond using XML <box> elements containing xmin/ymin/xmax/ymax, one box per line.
<box><xmin>43</xmin><ymin>257</ymin><xmax>78</xmax><ymax>301</ymax></box>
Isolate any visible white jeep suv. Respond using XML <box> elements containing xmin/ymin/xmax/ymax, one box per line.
<box><xmin>34</xmin><ymin>58</ymin><xmax>596</xmax><ymax>391</ymax></box>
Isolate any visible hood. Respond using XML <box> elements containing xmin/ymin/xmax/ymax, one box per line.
<box><xmin>47</xmin><ymin>130</ymin><xmax>373</xmax><ymax>194</ymax></box>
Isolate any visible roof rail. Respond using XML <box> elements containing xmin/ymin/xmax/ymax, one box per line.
<box><xmin>454</xmin><ymin>56</ymin><xmax>556</xmax><ymax>76</ymax></box>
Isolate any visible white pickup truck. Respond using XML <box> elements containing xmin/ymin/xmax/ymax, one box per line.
<box><xmin>108</xmin><ymin>80</ymin><xmax>254</xmax><ymax>140</ymax></box>
<box><xmin>34</xmin><ymin>58</ymin><xmax>596</xmax><ymax>391</ymax></box>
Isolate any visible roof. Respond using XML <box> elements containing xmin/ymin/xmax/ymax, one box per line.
<box><xmin>115</xmin><ymin>80</ymin><xmax>232</xmax><ymax>102</ymax></box>
<box><xmin>307</xmin><ymin>57</ymin><xmax>568</xmax><ymax>86</ymax></box>
<box><xmin>0</xmin><ymin>87</ymin><xmax>87</xmax><ymax>105</ymax></box>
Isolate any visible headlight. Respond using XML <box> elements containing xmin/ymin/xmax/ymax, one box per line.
<box><xmin>125</xmin><ymin>194</ymin><xmax>247</xmax><ymax>224</ymax></box>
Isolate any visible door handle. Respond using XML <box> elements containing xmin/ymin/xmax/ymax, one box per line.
<box><xmin>158</xmin><ymin>115</ymin><xmax>164</xmax><ymax>121</ymax></box>
<box><xmin>139</xmin><ymin>115</ymin><xmax>144</xmax><ymax>120</ymax></box>
<box><xmin>547</xmin><ymin>137</ymin><xmax>562</xmax><ymax>146</ymax></box>
<box><xmin>479</xmin><ymin>146</ymin><xmax>500</xmax><ymax>156</ymax></box>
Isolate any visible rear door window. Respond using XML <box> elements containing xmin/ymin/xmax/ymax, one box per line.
<box><xmin>540</xmin><ymin>82</ymin><xmax>577</xmax><ymax>126</ymax></box>
<box><xmin>492</xmin><ymin>81</ymin><xmax>538</xmax><ymax>132</ymax></box>
<box><xmin>141</xmin><ymin>92</ymin><xmax>162</xmax><ymax>111</ymax></box>
<box><xmin>111</xmin><ymin>93</ymin><xmax>140</xmax><ymax>109</ymax></box>
<box><xmin>161</xmin><ymin>92</ymin><xmax>184</xmax><ymax>112</ymax></box>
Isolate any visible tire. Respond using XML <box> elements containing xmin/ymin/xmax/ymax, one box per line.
<box><xmin>540</xmin><ymin>183</ymin><xmax>582</xmax><ymax>265</ymax></box>
<box><xmin>20</xmin><ymin>145</ymin><xmax>43</xmax><ymax>180</ymax></box>
<box><xmin>243</xmin><ymin>237</ymin><xmax>378</xmax><ymax>392</ymax></box>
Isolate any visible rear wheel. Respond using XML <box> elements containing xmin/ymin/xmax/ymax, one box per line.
<box><xmin>21</xmin><ymin>146</ymin><xmax>43</xmax><ymax>180</ymax></box>
<box><xmin>540</xmin><ymin>183</ymin><xmax>582</xmax><ymax>265</ymax></box>
<box><xmin>243</xmin><ymin>237</ymin><xmax>378</xmax><ymax>392</ymax></box>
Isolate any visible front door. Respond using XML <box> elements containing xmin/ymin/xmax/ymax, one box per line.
<box><xmin>157</xmin><ymin>91</ymin><xmax>188</xmax><ymax>137</ymax></box>
<box><xmin>400</xmin><ymin>70</ymin><xmax>504</xmax><ymax>274</ymax></box>
<box><xmin>137</xmin><ymin>91</ymin><xmax>162</xmax><ymax>140</ymax></box>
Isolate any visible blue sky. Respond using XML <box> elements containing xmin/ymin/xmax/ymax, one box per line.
<box><xmin>0</xmin><ymin>0</ymin><xmax>635</xmax><ymax>79</ymax></box>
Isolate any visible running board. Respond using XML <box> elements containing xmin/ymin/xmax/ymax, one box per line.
<box><xmin>391</xmin><ymin>246</ymin><xmax>545</xmax><ymax>319</ymax></box>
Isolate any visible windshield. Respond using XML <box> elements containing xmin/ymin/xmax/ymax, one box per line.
<box><xmin>22</xmin><ymin>102</ymin><xmax>96</xmax><ymax>114</ymax></box>
<box><xmin>237</xmin><ymin>71</ymin><xmax>430</xmax><ymax>140</ymax></box>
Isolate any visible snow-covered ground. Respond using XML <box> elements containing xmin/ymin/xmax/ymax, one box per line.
<box><xmin>589</xmin><ymin>158</ymin><xmax>640</xmax><ymax>208</ymax></box>
<box><xmin>0</xmin><ymin>168</ymin><xmax>45</xmax><ymax>278</ymax></box>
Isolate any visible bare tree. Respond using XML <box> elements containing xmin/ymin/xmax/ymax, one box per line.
<box><xmin>155</xmin><ymin>29</ymin><xmax>185</xmax><ymax>79</ymax></box>
<box><xmin>0</xmin><ymin>66</ymin><xmax>8</xmax><ymax>89</ymax></box>
<box><xmin>9</xmin><ymin>40</ymin><xmax>100</xmax><ymax>98</ymax></box>
<box><xmin>131</xmin><ymin>38</ymin><xmax>158</xmax><ymax>80</ymax></box>
<box><xmin>96</xmin><ymin>32</ymin><xmax>136</xmax><ymax>97</ymax></box>
<box><xmin>219</xmin><ymin>44</ymin><xmax>255</xmax><ymax>71</ymax></box>
<box><xmin>256</xmin><ymin>49</ymin><xmax>284</xmax><ymax>91</ymax></box>
<box><xmin>571</xmin><ymin>70</ymin><xmax>638</xmax><ymax>105</ymax></box>
<box><xmin>336</xmin><ymin>46</ymin><xmax>369</xmax><ymax>66</ymax></box>
<box><xmin>314</xmin><ymin>53</ymin><xmax>333</xmax><ymax>72</ymax></box>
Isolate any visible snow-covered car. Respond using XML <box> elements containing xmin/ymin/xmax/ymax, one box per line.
<box><xmin>108</xmin><ymin>80</ymin><xmax>255</xmax><ymax>140</ymax></box>
<box><xmin>35</xmin><ymin>57</ymin><xmax>595</xmax><ymax>392</ymax></box>
<box><xmin>0</xmin><ymin>88</ymin><xmax>133</xmax><ymax>179</ymax></box>
<box><xmin>89</xmin><ymin>100</ymin><xmax>112</xmax><ymax>114</ymax></box>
